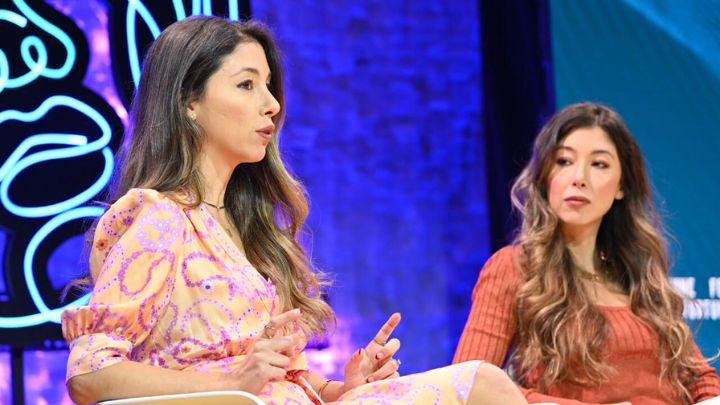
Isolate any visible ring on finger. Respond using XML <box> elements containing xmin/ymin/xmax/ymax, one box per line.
<box><xmin>263</xmin><ymin>324</ymin><xmax>277</xmax><ymax>339</ymax></box>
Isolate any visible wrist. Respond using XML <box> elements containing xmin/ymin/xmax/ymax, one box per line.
<box><xmin>317</xmin><ymin>378</ymin><xmax>333</xmax><ymax>399</ymax></box>
<box><xmin>318</xmin><ymin>379</ymin><xmax>345</xmax><ymax>401</ymax></box>
<box><xmin>216</xmin><ymin>371</ymin><xmax>241</xmax><ymax>391</ymax></box>
<box><xmin>337</xmin><ymin>381</ymin><xmax>349</xmax><ymax>396</ymax></box>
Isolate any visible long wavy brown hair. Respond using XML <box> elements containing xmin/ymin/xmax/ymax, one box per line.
<box><xmin>509</xmin><ymin>102</ymin><xmax>705</xmax><ymax>403</ymax></box>
<box><xmin>69</xmin><ymin>16</ymin><xmax>334</xmax><ymax>337</ymax></box>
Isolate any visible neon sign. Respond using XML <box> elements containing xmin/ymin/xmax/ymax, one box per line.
<box><xmin>0</xmin><ymin>0</ymin><xmax>249</xmax><ymax>340</ymax></box>
<box><xmin>0</xmin><ymin>0</ymin><xmax>75</xmax><ymax>92</ymax></box>
<box><xmin>0</xmin><ymin>0</ymin><xmax>116</xmax><ymax>335</ymax></box>
<box><xmin>126</xmin><ymin>0</ymin><xmax>244</xmax><ymax>87</ymax></box>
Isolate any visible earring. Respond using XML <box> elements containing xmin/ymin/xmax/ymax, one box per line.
<box><xmin>189</xmin><ymin>112</ymin><xmax>197</xmax><ymax>120</ymax></box>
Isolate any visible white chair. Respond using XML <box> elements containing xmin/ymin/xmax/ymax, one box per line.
<box><xmin>99</xmin><ymin>391</ymin><xmax>265</xmax><ymax>405</ymax></box>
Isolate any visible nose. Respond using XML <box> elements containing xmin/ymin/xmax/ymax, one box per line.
<box><xmin>264</xmin><ymin>89</ymin><xmax>281</xmax><ymax>118</ymax></box>
<box><xmin>572</xmin><ymin>165</ymin><xmax>588</xmax><ymax>188</ymax></box>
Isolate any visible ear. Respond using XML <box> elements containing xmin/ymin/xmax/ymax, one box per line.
<box><xmin>615</xmin><ymin>188</ymin><xmax>624</xmax><ymax>200</ymax></box>
<box><xmin>187</xmin><ymin>105</ymin><xmax>197</xmax><ymax>121</ymax></box>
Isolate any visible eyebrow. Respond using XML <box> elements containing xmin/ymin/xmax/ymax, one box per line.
<box><xmin>231</xmin><ymin>67</ymin><xmax>271</xmax><ymax>81</ymax></box>
<box><xmin>556</xmin><ymin>145</ymin><xmax>616</xmax><ymax>158</ymax></box>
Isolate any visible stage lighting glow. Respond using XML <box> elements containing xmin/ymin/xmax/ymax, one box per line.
<box><xmin>0</xmin><ymin>0</ymin><xmax>76</xmax><ymax>92</ymax></box>
<box><xmin>126</xmin><ymin>0</ymin><xmax>161</xmax><ymax>88</ymax></box>
<box><xmin>0</xmin><ymin>95</ymin><xmax>113</xmax><ymax>218</ymax></box>
<box><xmin>127</xmin><ymin>0</ymin><xmax>242</xmax><ymax>88</ymax></box>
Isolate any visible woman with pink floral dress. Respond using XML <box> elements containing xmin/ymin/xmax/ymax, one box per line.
<box><xmin>61</xmin><ymin>16</ymin><xmax>525</xmax><ymax>405</ymax></box>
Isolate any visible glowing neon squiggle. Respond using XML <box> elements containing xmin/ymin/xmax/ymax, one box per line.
<box><xmin>127</xmin><ymin>0</ymin><xmax>161</xmax><ymax>88</ymax></box>
<box><xmin>127</xmin><ymin>0</ymin><xmax>243</xmax><ymax>88</ymax></box>
<box><xmin>0</xmin><ymin>9</ymin><xmax>27</xmax><ymax>26</ymax></box>
<box><xmin>0</xmin><ymin>292</ymin><xmax>89</xmax><ymax>327</ymax></box>
<box><xmin>0</xmin><ymin>1</ymin><xmax>76</xmax><ymax>92</ymax></box>
<box><xmin>0</xmin><ymin>98</ymin><xmax>111</xmax><ymax>327</ymax></box>
<box><xmin>172</xmin><ymin>0</ymin><xmax>186</xmax><ymax>20</ymax></box>
<box><xmin>228</xmin><ymin>0</ymin><xmax>239</xmax><ymax>21</ymax></box>
<box><xmin>0</xmin><ymin>1</ymin><xmax>117</xmax><ymax>330</ymax></box>
<box><xmin>0</xmin><ymin>9</ymin><xmax>27</xmax><ymax>92</ymax></box>
<box><xmin>16</xmin><ymin>206</ymin><xmax>103</xmax><ymax>325</ymax></box>
<box><xmin>0</xmin><ymin>96</ymin><xmax>114</xmax><ymax>218</ymax></box>
<box><xmin>0</xmin><ymin>0</ymin><xmax>244</xmax><ymax>330</ymax></box>
<box><xmin>0</xmin><ymin>49</ymin><xmax>9</xmax><ymax>92</ymax></box>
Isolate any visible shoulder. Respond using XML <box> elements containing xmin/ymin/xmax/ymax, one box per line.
<box><xmin>103</xmin><ymin>189</ymin><xmax>184</xmax><ymax>221</ymax></box>
<box><xmin>469</xmin><ymin>244</ymin><xmax>525</xmax><ymax>303</ymax></box>
<box><xmin>484</xmin><ymin>245</ymin><xmax>523</xmax><ymax>272</ymax></box>
<box><xmin>475</xmin><ymin>245</ymin><xmax>524</xmax><ymax>285</ymax></box>
<box><xmin>110</xmin><ymin>188</ymin><xmax>181</xmax><ymax>211</ymax></box>
<box><xmin>95</xmin><ymin>188</ymin><xmax>189</xmax><ymax>247</ymax></box>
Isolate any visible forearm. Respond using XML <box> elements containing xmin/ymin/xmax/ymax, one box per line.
<box><xmin>67</xmin><ymin>361</ymin><xmax>232</xmax><ymax>405</ymax></box>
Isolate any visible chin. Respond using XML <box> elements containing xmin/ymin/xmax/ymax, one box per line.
<box><xmin>237</xmin><ymin>150</ymin><xmax>267</xmax><ymax>164</ymax></box>
<box><xmin>249</xmin><ymin>153</ymin><xmax>267</xmax><ymax>164</ymax></box>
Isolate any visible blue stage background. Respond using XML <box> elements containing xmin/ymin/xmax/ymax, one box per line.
<box><xmin>550</xmin><ymin>0</ymin><xmax>720</xmax><ymax>358</ymax></box>
<box><xmin>0</xmin><ymin>1</ymin><xmax>718</xmax><ymax>403</ymax></box>
<box><xmin>0</xmin><ymin>1</ymin><xmax>487</xmax><ymax>402</ymax></box>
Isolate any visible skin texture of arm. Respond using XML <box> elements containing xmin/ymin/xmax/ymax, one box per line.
<box><xmin>66</xmin><ymin>361</ymin><xmax>233</xmax><ymax>405</ymax></box>
<box><xmin>67</xmin><ymin>328</ymin><xmax>302</xmax><ymax>404</ymax></box>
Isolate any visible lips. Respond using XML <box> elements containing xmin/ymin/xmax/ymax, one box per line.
<box><xmin>256</xmin><ymin>124</ymin><xmax>275</xmax><ymax>141</ymax></box>
<box><xmin>564</xmin><ymin>195</ymin><xmax>590</xmax><ymax>205</ymax></box>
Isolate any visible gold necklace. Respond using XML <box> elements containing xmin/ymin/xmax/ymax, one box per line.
<box><xmin>575</xmin><ymin>267</ymin><xmax>613</xmax><ymax>283</ymax></box>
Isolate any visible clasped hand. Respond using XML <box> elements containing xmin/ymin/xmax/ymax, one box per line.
<box><xmin>227</xmin><ymin>308</ymin><xmax>304</xmax><ymax>394</ymax></box>
<box><xmin>227</xmin><ymin>310</ymin><xmax>402</xmax><ymax>397</ymax></box>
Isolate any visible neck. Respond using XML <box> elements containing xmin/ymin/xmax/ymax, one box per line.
<box><xmin>561</xmin><ymin>222</ymin><xmax>600</xmax><ymax>272</ymax></box>
<box><xmin>198</xmin><ymin>151</ymin><xmax>233</xmax><ymax>206</ymax></box>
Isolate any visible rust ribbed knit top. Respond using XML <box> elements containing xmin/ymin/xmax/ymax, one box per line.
<box><xmin>454</xmin><ymin>246</ymin><xmax>720</xmax><ymax>404</ymax></box>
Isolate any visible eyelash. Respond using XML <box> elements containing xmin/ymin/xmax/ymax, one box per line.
<box><xmin>593</xmin><ymin>161</ymin><xmax>609</xmax><ymax>169</ymax></box>
<box><xmin>555</xmin><ymin>158</ymin><xmax>609</xmax><ymax>169</ymax></box>
<box><xmin>237</xmin><ymin>80</ymin><xmax>272</xmax><ymax>91</ymax></box>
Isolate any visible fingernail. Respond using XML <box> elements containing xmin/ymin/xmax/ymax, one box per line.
<box><xmin>356</xmin><ymin>348</ymin><xmax>362</xmax><ymax>356</ymax></box>
<box><xmin>376</xmin><ymin>352</ymin><xmax>384</xmax><ymax>360</ymax></box>
<box><xmin>367</xmin><ymin>376</ymin><xmax>375</xmax><ymax>383</ymax></box>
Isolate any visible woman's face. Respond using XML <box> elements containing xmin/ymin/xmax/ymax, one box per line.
<box><xmin>546</xmin><ymin>126</ymin><xmax>624</xmax><ymax>238</ymax></box>
<box><xmin>189</xmin><ymin>41</ymin><xmax>280</xmax><ymax>168</ymax></box>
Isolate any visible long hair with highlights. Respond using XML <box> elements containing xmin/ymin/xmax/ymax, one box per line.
<box><xmin>69</xmin><ymin>16</ymin><xmax>334</xmax><ymax>337</ymax></box>
<box><xmin>509</xmin><ymin>102</ymin><xmax>705</xmax><ymax>403</ymax></box>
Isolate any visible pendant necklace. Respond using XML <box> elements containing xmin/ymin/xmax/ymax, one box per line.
<box><xmin>203</xmin><ymin>200</ymin><xmax>234</xmax><ymax>237</ymax></box>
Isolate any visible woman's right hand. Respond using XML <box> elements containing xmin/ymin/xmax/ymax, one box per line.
<box><xmin>226</xmin><ymin>308</ymin><xmax>303</xmax><ymax>393</ymax></box>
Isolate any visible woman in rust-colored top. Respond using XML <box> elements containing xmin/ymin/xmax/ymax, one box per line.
<box><xmin>455</xmin><ymin>103</ymin><xmax>720</xmax><ymax>405</ymax></box>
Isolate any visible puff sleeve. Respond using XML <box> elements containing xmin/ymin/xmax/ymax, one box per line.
<box><xmin>61</xmin><ymin>189</ymin><xmax>187</xmax><ymax>381</ymax></box>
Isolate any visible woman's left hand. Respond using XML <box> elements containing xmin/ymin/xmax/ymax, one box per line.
<box><xmin>342</xmin><ymin>313</ymin><xmax>402</xmax><ymax>393</ymax></box>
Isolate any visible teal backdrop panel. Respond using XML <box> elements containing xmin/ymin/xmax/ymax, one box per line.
<box><xmin>550</xmin><ymin>0</ymin><xmax>720</xmax><ymax>356</ymax></box>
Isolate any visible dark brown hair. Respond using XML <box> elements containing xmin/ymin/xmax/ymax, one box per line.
<box><xmin>73</xmin><ymin>16</ymin><xmax>333</xmax><ymax>337</ymax></box>
<box><xmin>510</xmin><ymin>102</ymin><xmax>703</xmax><ymax>403</ymax></box>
